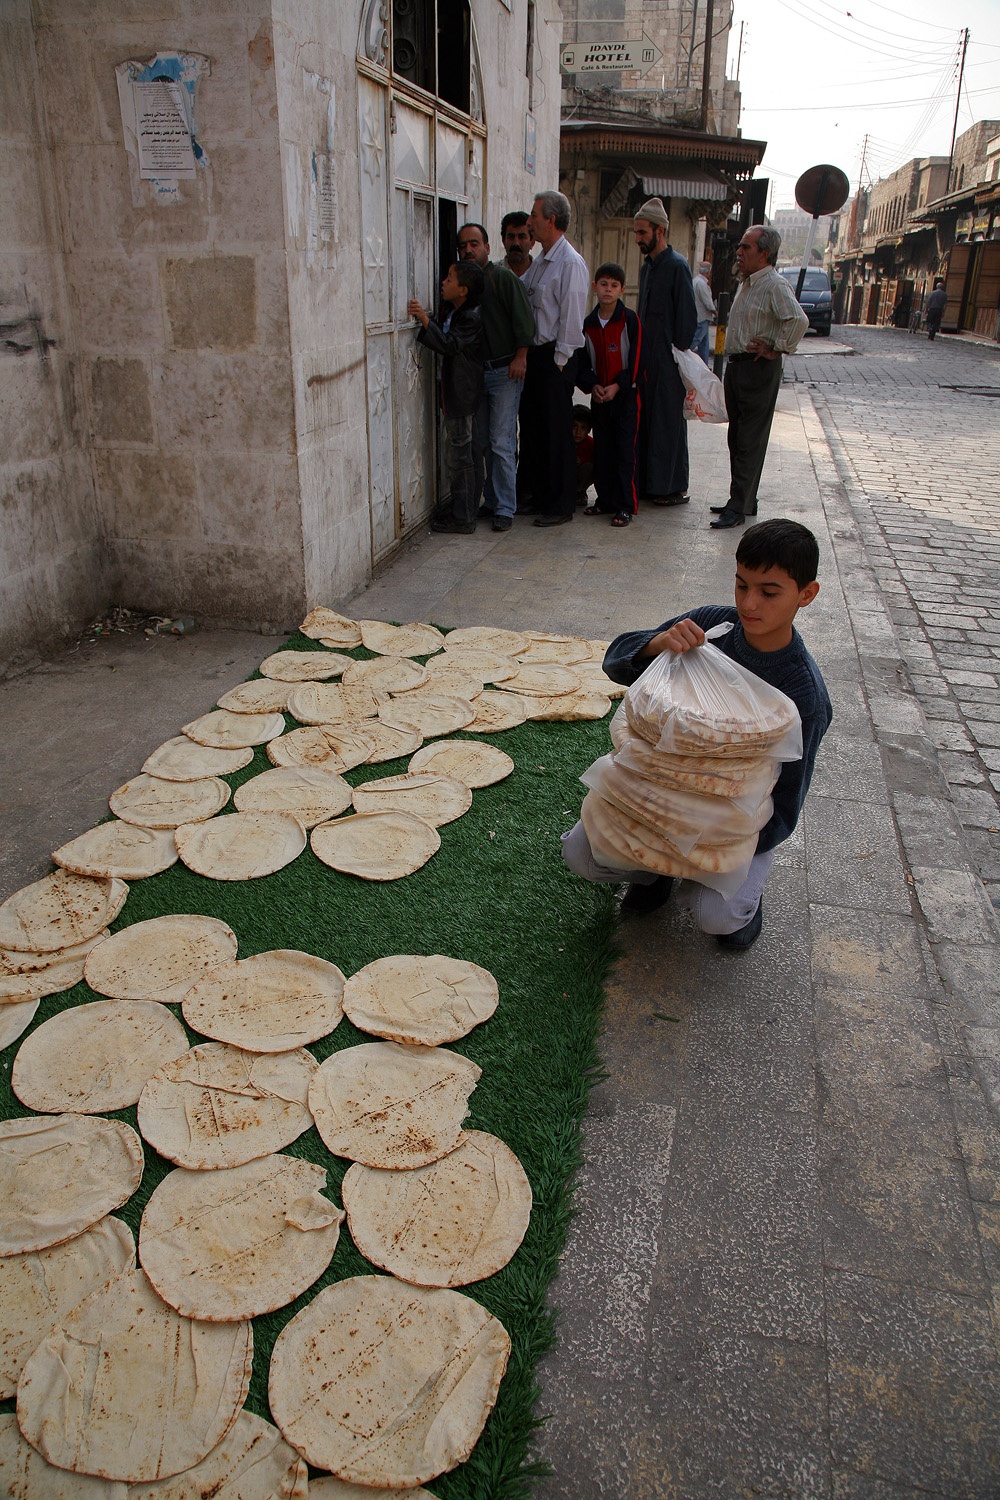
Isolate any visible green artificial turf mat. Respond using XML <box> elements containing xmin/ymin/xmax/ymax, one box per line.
<box><xmin>0</xmin><ymin>630</ymin><xmax>619</xmax><ymax>1497</ymax></box>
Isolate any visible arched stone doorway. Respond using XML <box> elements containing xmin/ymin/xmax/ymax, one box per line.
<box><xmin>357</xmin><ymin>0</ymin><xmax>485</xmax><ymax>563</ymax></box>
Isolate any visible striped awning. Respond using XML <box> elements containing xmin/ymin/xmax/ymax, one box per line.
<box><xmin>642</xmin><ymin>175</ymin><xmax>730</xmax><ymax>201</ymax></box>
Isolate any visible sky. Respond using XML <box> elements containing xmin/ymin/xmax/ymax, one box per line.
<box><xmin>728</xmin><ymin>0</ymin><xmax>1000</xmax><ymax>211</ymax></box>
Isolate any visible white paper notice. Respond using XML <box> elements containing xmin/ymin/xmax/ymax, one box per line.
<box><xmin>134</xmin><ymin>78</ymin><xmax>196</xmax><ymax>177</ymax></box>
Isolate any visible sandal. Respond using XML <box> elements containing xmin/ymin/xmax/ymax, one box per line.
<box><xmin>583</xmin><ymin>505</ymin><xmax>600</xmax><ymax>517</ymax></box>
<box><xmin>610</xmin><ymin>512</ymin><xmax>631</xmax><ymax>527</ymax></box>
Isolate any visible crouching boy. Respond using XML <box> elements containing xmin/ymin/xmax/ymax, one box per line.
<box><xmin>561</xmin><ymin>518</ymin><xmax>832</xmax><ymax>949</ymax></box>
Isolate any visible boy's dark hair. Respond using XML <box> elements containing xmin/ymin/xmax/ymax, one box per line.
<box><xmin>571</xmin><ymin>405</ymin><xmax>592</xmax><ymax>431</ymax></box>
<box><xmin>451</xmin><ymin>260</ymin><xmax>485</xmax><ymax>308</ymax></box>
<box><xmin>501</xmin><ymin>210</ymin><xmax>530</xmax><ymax>237</ymax></box>
<box><xmin>736</xmin><ymin>518</ymin><xmax>819</xmax><ymax>588</ymax></box>
<box><xmin>594</xmin><ymin>262</ymin><xmax>626</xmax><ymax>286</ymax></box>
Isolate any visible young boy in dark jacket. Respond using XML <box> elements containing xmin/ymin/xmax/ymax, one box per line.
<box><xmin>575</xmin><ymin>262</ymin><xmax>642</xmax><ymax>527</ymax></box>
<box><xmin>408</xmin><ymin>261</ymin><xmax>485</xmax><ymax>534</ymax></box>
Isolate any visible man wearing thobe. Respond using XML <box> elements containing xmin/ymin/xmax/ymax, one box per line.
<box><xmin>633</xmin><ymin>197</ymin><xmax>698</xmax><ymax>507</ymax></box>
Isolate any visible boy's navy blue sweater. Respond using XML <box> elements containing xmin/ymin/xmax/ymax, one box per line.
<box><xmin>604</xmin><ymin>605</ymin><xmax>832</xmax><ymax>853</ymax></box>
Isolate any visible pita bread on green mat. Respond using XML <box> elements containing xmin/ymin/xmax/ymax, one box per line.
<box><xmin>266</xmin><ymin>723</ymin><xmax>373</xmax><ymax>772</ymax></box>
<box><xmin>108</xmin><ymin>773</ymin><xmax>230</xmax><ymax>829</ymax></box>
<box><xmin>308</xmin><ymin>1478</ymin><xmax>433</xmax><ymax>1500</ymax></box>
<box><xmin>142</xmin><ymin>736</ymin><xmax>254</xmax><ymax>782</ymax></box>
<box><xmin>126</xmin><ymin>1412</ymin><xmax>307</xmax><ymax>1500</ymax></box>
<box><xmin>342</xmin><ymin>954</ymin><xmax>498</xmax><ymax>1045</ymax></box>
<box><xmin>16</xmin><ymin>1267</ymin><xmax>253</xmax><ymax>1483</ymax></box>
<box><xmin>0</xmin><ymin>1002</ymin><xmax>39</xmax><ymax>1052</ymax></box>
<box><xmin>174</xmin><ymin>811</ymin><xmax>306</xmax><ymax>881</ymax></box>
<box><xmin>351</xmin><ymin>770</ymin><xmax>472</xmax><ymax>827</ymax></box>
<box><xmin>308</xmin><ymin>1040</ymin><xmax>480</xmax><ymax>1168</ymax></box>
<box><xmin>183</xmin><ymin>708</ymin><xmax>286</xmax><ymax>747</ymax></box>
<box><xmin>139</xmin><ymin>1155</ymin><xmax>343</xmax><ymax>1322</ymax></box>
<box><xmin>438</xmin><ymin>647</ymin><xmax>518</xmax><ymax>683</ymax></box>
<box><xmin>443</xmin><ymin>625</ymin><xmax>528</xmax><ymax>656</ymax></box>
<box><xmin>83</xmin><ymin>913</ymin><xmax>238</xmax><ymax>1003</ymax></box>
<box><xmin>377</xmin><ymin>691</ymin><xmax>475</xmax><ymax>739</ymax></box>
<box><xmin>520</xmin><ymin>690</ymin><xmax>612</xmax><ymax>722</ymax></box>
<box><xmin>360</xmin><ymin>721</ymin><xmax>423</xmax><ymax>764</ymax></box>
<box><xmin>515</xmin><ymin>631</ymin><xmax>591</xmax><ymax>665</ymax></box>
<box><xmin>287</xmin><ymin>682</ymin><xmax>385</xmax><ymax>726</ymax></box>
<box><xmin>0</xmin><ymin>871</ymin><xmax>126</xmax><ymax>953</ymax></box>
<box><xmin>408</xmin><ymin>738</ymin><xmax>513</xmax><ymax>787</ymax></box>
<box><xmin>52</xmin><ymin>823</ymin><xmax>178</xmax><ymax>881</ymax></box>
<box><xmin>0</xmin><ymin>1414</ymin><xmax>128</xmax><ymax>1500</ymax></box>
<box><xmin>341</xmin><ymin>1130</ymin><xmax>531</xmax><ymax>1287</ymax></box>
<box><xmin>0</xmin><ymin>930</ymin><xmax>107</xmax><ymax>974</ymax></box>
<box><xmin>310</xmin><ymin>811</ymin><xmax>440</xmax><ymax>881</ymax></box>
<box><xmin>298</xmin><ymin>606</ymin><xmax>362</xmax><ymax>646</ymax></box>
<box><xmin>215</xmin><ymin>679</ymin><xmax>291</xmax><ymax>715</ymax></box>
<box><xmin>359</xmin><ymin>619</ymin><xmax>444</xmax><ymax>657</ymax></box>
<box><xmin>0</xmin><ymin>1114</ymin><xmax>143</xmax><ymax>1256</ymax></box>
<box><xmin>462</xmin><ymin>689</ymin><xmax>528</xmax><ymax>733</ymax></box>
<box><xmin>137</xmin><ymin>1042</ymin><xmax>316</xmax><ymax>1170</ymax></box>
<box><xmin>504</xmin><ymin>661</ymin><xmax>580</xmax><ymax>697</ymax></box>
<box><xmin>342</xmin><ymin>655</ymin><xmax>429</xmax><ymax>694</ymax></box>
<box><xmin>259</xmin><ymin>648</ymin><xmax>353</xmax><ymax>681</ymax></box>
<box><xmin>182</xmin><ymin>950</ymin><xmax>345</xmax><ymax>1052</ymax></box>
<box><xmin>0</xmin><ymin>1217</ymin><xmax>135</xmax><ymax>1399</ymax></box>
<box><xmin>233</xmin><ymin>766</ymin><xmax>354</xmax><ymax>827</ymax></box>
<box><xmin>267</xmin><ymin>1276</ymin><xmax>510</xmax><ymax>1487</ymax></box>
<box><xmin>12</xmin><ymin>999</ymin><xmax>188</xmax><ymax>1114</ymax></box>
<box><xmin>0</xmin><ymin>938</ymin><xmax>105</xmax><ymax>1004</ymax></box>
<box><xmin>413</xmin><ymin>660</ymin><xmax>484</xmax><ymax>700</ymax></box>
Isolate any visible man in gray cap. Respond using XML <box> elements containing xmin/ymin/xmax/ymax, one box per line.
<box><xmin>633</xmin><ymin>198</ymin><xmax>698</xmax><ymax>506</ymax></box>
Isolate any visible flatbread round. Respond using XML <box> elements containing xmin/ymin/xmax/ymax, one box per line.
<box><xmin>408</xmin><ymin>739</ymin><xmax>513</xmax><ymax>787</ymax></box>
<box><xmin>586</xmin><ymin>638</ymin><xmax>613</xmax><ymax>660</ymax></box>
<box><xmin>444</xmin><ymin>625</ymin><xmax>529</xmax><ymax>655</ymax></box>
<box><xmin>0</xmin><ymin>1413</ymin><xmax>128</xmax><ymax>1499</ymax></box>
<box><xmin>259</xmin><ymin>649</ymin><xmax>353</xmax><ymax>681</ymax></box>
<box><xmin>182</xmin><ymin>709</ymin><xmax>285</xmax><ymax>748</ymax></box>
<box><xmin>142</xmin><ymin>737</ymin><xmax>253</xmax><ymax>782</ymax></box>
<box><xmin>299</xmin><ymin>607</ymin><xmax>362</xmax><ymax>646</ymax></box>
<box><xmin>266</xmin><ymin>724</ymin><xmax>373</xmax><ymax>771</ymax></box>
<box><xmin>0</xmin><ymin>1001</ymin><xmax>39</xmax><ymax>1051</ymax></box>
<box><xmin>108</xmin><ymin>774</ymin><xmax>230</xmax><ymax>829</ymax></box>
<box><xmin>12</xmin><ymin>1001</ymin><xmax>189</xmax><ymax>1114</ymax></box>
<box><xmin>268</xmin><ymin>1277</ymin><xmax>510</xmax><ymax>1486</ymax></box>
<box><xmin>126</xmin><ymin>1412</ymin><xmax>307</xmax><ymax>1500</ymax></box>
<box><xmin>137</xmin><ymin>1043</ymin><xmax>316</xmax><ymax>1170</ymax></box>
<box><xmin>182</xmin><ymin>950</ymin><xmax>345</xmax><ymax>1052</ymax></box>
<box><xmin>377</xmin><ymin>693</ymin><xmax>475</xmax><ymax>739</ymax></box>
<box><xmin>233</xmin><ymin>767</ymin><xmax>353</xmax><ymax>827</ymax></box>
<box><xmin>504</xmin><ymin>661</ymin><xmax>580</xmax><ymax>696</ymax></box>
<box><xmin>438</xmin><ymin>647</ymin><xmax>518</xmax><ymax>683</ymax></box>
<box><xmin>1</xmin><ymin>931</ymin><xmax>109</xmax><ymax>974</ymax></box>
<box><xmin>515</xmin><ymin>632</ymin><xmax>590</xmax><ymax>664</ymax></box>
<box><xmin>351</xmin><ymin>771</ymin><xmax>472</xmax><ymax>827</ymax></box>
<box><xmin>139</xmin><ymin>1155</ymin><xmax>343</xmax><ymax>1321</ymax></box>
<box><xmin>52</xmin><ymin>823</ymin><xmax>178</xmax><ymax>880</ymax></box>
<box><xmin>288</xmin><ymin>683</ymin><xmax>385</xmax><ymax>726</ymax></box>
<box><xmin>215</xmin><ymin>680</ymin><xmax>291</xmax><ymax>715</ymax></box>
<box><xmin>359</xmin><ymin>620</ymin><xmax>445</xmax><ymax>657</ymax></box>
<box><xmin>573</xmin><ymin>663</ymin><xmax>626</xmax><ymax>698</ymax></box>
<box><xmin>308</xmin><ymin>1480</ymin><xmax>434</xmax><ymax>1500</ymax></box>
<box><xmin>413</xmin><ymin>661</ymin><xmax>484</xmax><ymax>700</ymax></box>
<box><xmin>16</xmin><ymin>1267</ymin><xmax>252</xmax><ymax>1483</ymax></box>
<box><xmin>342</xmin><ymin>656</ymin><xmax>429</xmax><ymax>693</ymax></box>
<box><xmin>0</xmin><ymin>940</ymin><xmax>102</xmax><ymax>1003</ymax></box>
<box><xmin>308</xmin><ymin>1041</ymin><xmax>480</xmax><ymax>1168</ymax></box>
<box><xmin>463</xmin><ymin>689</ymin><xmax>528</xmax><ymax>733</ymax></box>
<box><xmin>0</xmin><ymin>1115</ymin><xmax>144</xmax><ymax>1256</ymax></box>
<box><xmin>343</xmin><ymin>954</ymin><xmax>498</xmax><ymax>1045</ymax></box>
<box><xmin>342</xmin><ymin>1130</ymin><xmax>531</xmax><ymax>1286</ymax></box>
<box><xmin>0</xmin><ymin>1218</ymin><xmax>135</xmax><ymax>1400</ymax></box>
<box><xmin>521</xmin><ymin>690</ymin><xmax>612</xmax><ymax>721</ymax></box>
<box><xmin>174</xmin><ymin>812</ymin><xmax>306</xmax><ymax>880</ymax></box>
<box><xmin>0</xmin><ymin>871</ymin><xmax>126</xmax><ymax>954</ymax></box>
<box><xmin>361</xmin><ymin>721</ymin><xmax>423</xmax><ymax>764</ymax></box>
<box><xmin>311</xmin><ymin>812</ymin><xmax>440</xmax><ymax>881</ymax></box>
<box><xmin>83</xmin><ymin>913</ymin><xmax>238</xmax><ymax>1003</ymax></box>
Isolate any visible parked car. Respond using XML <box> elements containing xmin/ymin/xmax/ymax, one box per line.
<box><xmin>779</xmin><ymin>268</ymin><xmax>833</xmax><ymax>336</ymax></box>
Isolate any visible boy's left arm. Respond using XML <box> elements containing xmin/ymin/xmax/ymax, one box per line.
<box><xmin>756</xmin><ymin>694</ymin><xmax>832</xmax><ymax>852</ymax></box>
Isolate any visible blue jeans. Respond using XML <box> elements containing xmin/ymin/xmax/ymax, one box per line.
<box><xmin>693</xmin><ymin>320</ymin><xmax>712</xmax><ymax>366</ymax></box>
<box><xmin>442</xmin><ymin>413</ymin><xmax>476</xmax><ymax>526</ymax></box>
<box><xmin>473</xmin><ymin>367</ymin><xmax>523</xmax><ymax>519</ymax></box>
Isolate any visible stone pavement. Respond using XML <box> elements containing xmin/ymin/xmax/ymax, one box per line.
<box><xmin>2</xmin><ymin>345</ymin><xmax>1000</xmax><ymax>1497</ymax></box>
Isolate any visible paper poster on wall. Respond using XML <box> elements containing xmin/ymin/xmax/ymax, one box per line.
<box><xmin>116</xmin><ymin>52</ymin><xmax>210</xmax><ymax>201</ymax></box>
<box><xmin>304</xmin><ymin>72</ymin><xmax>338</xmax><ymax>268</ymax></box>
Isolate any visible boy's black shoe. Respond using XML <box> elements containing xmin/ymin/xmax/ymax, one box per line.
<box><xmin>717</xmin><ymin>899</ymin><xmax>763</xmax><ymax>951</ymax></box>
<box><xmin>620</xmin><ymin>875</ymin><xmax>674</xmax><ymax>914</ymax></box>
<box><xmin>431</xmin><ymin>517</ymin><xmax>476</xmax><ymax>534</ymax></box>
<box><xmin>492</xmin><ymin>516</ymin><xmax>512</xmax><ymax>532</ymax></box>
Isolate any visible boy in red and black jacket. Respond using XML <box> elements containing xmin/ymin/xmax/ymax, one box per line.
<box><xmin>575</xmin><ymin>263</ymin><xmax>642</xmax><ymax>526</ymax></box>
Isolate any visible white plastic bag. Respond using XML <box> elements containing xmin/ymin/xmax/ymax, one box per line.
<box><xmin>672</xmin><ymin>344</ymin><xmax>728</xmax><ymax>424</ymax></box>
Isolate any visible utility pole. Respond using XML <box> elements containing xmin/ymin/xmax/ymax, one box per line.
<box><xmin>735</xmin><ymin>20</ymin><xmax>744</xmax><ymax>82</ymax></box>
<box><xmin>699</xmin><ymin>0</ymin><xmax>714</xmax><ymax>131</ymax></box>
<box><xmin>946</xmin><ymin>28</ymin><xmax>969</xmax><ymax>195</ymax></box>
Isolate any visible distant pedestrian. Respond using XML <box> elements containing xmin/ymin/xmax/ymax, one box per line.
<box><xmin>500</xmin><ymin>210</ymin><xmax>534</xmax><ymax>279</ymax></box>
<box><xmin>519</xmin><ymin>190</ymin><xmax>590</xmax><ymax>527</ymax></box>
<box><xmin>407</xmin><ymin>262</ymin><xmax>485</xmax><ymax>535</ymax></box>
<box><xmin>633</xmin><ymin>198</ymin><xmax>698</xmax><ymax>507</ymax></box>
<box><xmin>925</xmin><ymin>278</ymin><xmax>947</xmax><ymax>341</ymax></box>
<box><xmin>576</xmin><ymin>263</ymin><xmax>642</xmax><ymax>527</ymax></box>
<box><xmin>710</xmin><ymin>226</ymin><xmax>808</xmax><ymax>531</ymax></box>
<box><xmin>692</xmin><ymin>260</ymin><xmax>717</xmax><ymax>366</ymax></box>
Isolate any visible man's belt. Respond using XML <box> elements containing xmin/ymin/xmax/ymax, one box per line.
<box><xmin>726</xmin><ymin>351</ymin><xmax>757</xmax><ymax>362</ymax></box>
<box><xmin>484</xmin><ymin>354</ymin><xmax>515</xmax><ymax>370</ymax></box>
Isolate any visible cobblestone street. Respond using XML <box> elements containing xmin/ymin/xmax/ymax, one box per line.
<box><xmin>787</xmin><ymin>325</ymin><xmax>1000</xmax><ymax>909</ymax></box>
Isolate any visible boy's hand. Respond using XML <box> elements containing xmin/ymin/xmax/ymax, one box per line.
<box><xmin>407</xmin><ymin>298</ymin><xmax>429</xmax><ymax>327</ymax></box>
<box><xmin>602</xmin><ymin>381</ymin><xmax>620</xmax><ymax>402</ymax></box>
<box><xmin>640</xmin><ymin>618</ymin><xmax>706</xmax><ymax>657</ymax></box>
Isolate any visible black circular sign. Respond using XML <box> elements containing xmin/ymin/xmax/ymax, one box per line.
<box><xmin>794</xmin><ymin>164</ymin><xmax>850</xmax><ymax>217</ymax></box>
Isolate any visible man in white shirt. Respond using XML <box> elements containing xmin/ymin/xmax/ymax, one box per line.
<box><xmin>519</xmin><ymin>191</ymin><xmax>590</xmax><ymax>527</ymax></box>
<box><xmin>692</xmin><ymin>260</ymin><xmax>716</xmax><ymax>366</ymax></box>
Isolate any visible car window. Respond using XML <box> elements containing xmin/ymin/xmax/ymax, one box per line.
<box><xmin>780</xmin><ymin>270</ymin><xmax>830</xmax><ymax>292</ymax></box>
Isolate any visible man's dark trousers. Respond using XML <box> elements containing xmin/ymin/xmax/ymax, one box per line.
<box><xmin>520</xmin><ymin>343</ymin><xmax>576</xmax><ymax>518</ymax></box>
<box><xmin>723</xmin><ymin>354</ymin><xmax>783</xmax><ymax>516</ymax></box>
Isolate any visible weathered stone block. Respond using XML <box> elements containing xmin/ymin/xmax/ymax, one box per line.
<box><xmin>90</xmin><ymin>356</ymin><xmax>153</xmax><ymax>443</ymax></box>
<box><xmin>94</xmin><ymin>449</ymin><xmax>198</xmax><ymax>541</ymax></box>
<box><xmin>163</xmin><ymin>256</ymin><xmax>256</xmax><ymax>351</ymax></box>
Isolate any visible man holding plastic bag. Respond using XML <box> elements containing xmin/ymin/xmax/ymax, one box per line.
<box><xmin>562</xmin><ymin>519</ymin><xmax>831</xmax><ymax>950</ymax></box>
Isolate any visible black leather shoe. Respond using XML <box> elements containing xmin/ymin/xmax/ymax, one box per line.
<box><xmin>620</xmin><ymin>876</ymin><xmax>674</xmax><ymax>914</ymax></box>
<box><xmin>533</xmin><ymin>514</ymin><xmax>572</xmax><ymax>527</ymax></box>
<box><xmin>710</xmin><ymin>509</ymin><xmax>744</xmax><ymax>529</ymax></box>
<box><xmin>492</xmin><ymin>516</ymin><xmax>512</xmax><ymax>532</ymax></box>
<box><xmin>717</xmin><ymin>899</ymin><xmax>763</xmax><ymax>950</ymax></box>
<box><xmin>431</xmin><ymin>517</ymin><xmax>476</xmax><ymax>534</ymax></box>
<box><xmin>709</xmin><ymin>504</ymin><xmax>730</xmax><ymax>513</ymax></box>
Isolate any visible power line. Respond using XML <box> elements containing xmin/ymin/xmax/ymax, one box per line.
<box><xmin>741</xmin><ymin>82</ymin><xmax>998</xmax><ymax>113</ymax></box>
<box><xmin>772</xmin><ymin>0</ymin><xmax>956</xmax><ymax>64</ymax></box>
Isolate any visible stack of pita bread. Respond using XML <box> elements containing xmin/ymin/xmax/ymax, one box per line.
<box><xmin>579</xmin><ymin>636</ymin><xmax>802</xmax><ymax>895</ymax></box>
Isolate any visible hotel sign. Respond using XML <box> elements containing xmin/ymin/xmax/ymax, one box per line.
<box><xmin>560</xmin><ymin>36</ymin><xmax>663</xmax><ymax>74</ymax></box>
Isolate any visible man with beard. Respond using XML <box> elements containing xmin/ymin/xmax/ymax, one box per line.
<box><xmin>633</xmin><ymin>198</ymin><xmax>698</xmax><ymax>507</ymax></box>
<box><xmin>500</xmin><ymin>211</ymin><xmax>534</xmax><ymax>278</ymax></box>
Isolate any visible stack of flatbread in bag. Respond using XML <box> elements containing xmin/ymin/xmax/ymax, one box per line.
<box><xmin>580</xmin><ymin>636</ymin><xmax>802</xmax><ymax>895</ymax></box>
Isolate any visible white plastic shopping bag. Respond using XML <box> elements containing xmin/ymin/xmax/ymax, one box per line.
<box><xmin>672</xmin><ymin>344</ymin><xmax>728</xmax><ymax>423</ymax></box>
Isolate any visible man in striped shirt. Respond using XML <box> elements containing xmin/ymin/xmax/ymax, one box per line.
<box><xmin>711</xmin><ymin>226</ymin><xmax>808</xmax><ymax>530</ymax></box>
